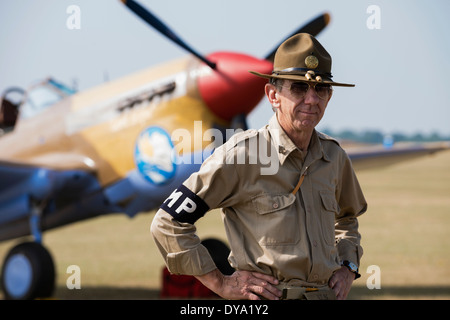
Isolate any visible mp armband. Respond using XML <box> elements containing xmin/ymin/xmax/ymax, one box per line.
<box><xmin>160</xmin><ymin>184</ymin><xmax>210</xmax><ymax>224</ymax></box>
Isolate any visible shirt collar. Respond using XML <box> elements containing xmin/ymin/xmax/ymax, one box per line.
<box><xmin>267</xmin><ymin>113</ymin><xmax>331</xmax><ymax>165</ymax></box>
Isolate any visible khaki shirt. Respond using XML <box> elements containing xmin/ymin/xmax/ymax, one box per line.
<box><xmin>151</xmin><ymin>114</ymin><xmax>367</xmax><ymax>286</ymax></box>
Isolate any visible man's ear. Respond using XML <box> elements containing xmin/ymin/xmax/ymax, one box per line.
<box><xmin>265</xmin><ymin>83</ymin><xmax>280</xmax><ymax>108</ymax></box>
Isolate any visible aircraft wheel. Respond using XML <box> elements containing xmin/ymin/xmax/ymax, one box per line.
<box><xmin>201</xmin><ymin>238</ymin><xmax>234</xmax><ymax>276</ymax></box>
<box><xmin>1</xmin><ymin>242</ymin><xmax>55</xmax><ymax>300</ymax></box>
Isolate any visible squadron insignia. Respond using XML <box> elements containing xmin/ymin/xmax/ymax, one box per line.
<box><xmin>134</xmin><ymin>126</ymin><xmax>177</xmax><ymax>184</ymax></box>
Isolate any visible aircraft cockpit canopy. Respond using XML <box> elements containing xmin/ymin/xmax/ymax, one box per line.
<box><xmin>19</xmin><ymin>78</ymin><xmax>76</xmax><ymax>119</ymax></box>
<box><xmin>0</xmin><ymin>78</ymin><xmax>76</xmax><ymax>134</ymax></box>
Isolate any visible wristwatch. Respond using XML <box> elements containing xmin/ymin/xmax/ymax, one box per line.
<box><xmin>341</xmin><ymin>260</ymin><xmax>361</xmax><ymax>279</ymax></box>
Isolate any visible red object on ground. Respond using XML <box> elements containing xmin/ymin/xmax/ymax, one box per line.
<box><xmin>160</xmin><ymin>267</ymin><xmax>217</xmax><ymax>298</ymax></box>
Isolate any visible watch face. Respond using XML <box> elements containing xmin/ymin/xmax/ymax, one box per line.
<box><xmin>348</xmin><ymin>262</ymin><xmax>358</xmax><ymax>272</ymax></box>
<box><xmin>343</xmin><ymin>260</ymin><xmax>358</xmax><ymax>272</ymax></box>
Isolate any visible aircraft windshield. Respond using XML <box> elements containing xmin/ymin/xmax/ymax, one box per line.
<box><xmin>20</xmin><ymin>78</ymin><xmax>76</xmax><ymax>119</ymax></box>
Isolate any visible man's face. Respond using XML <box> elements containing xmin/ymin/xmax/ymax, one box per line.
<box><xmin>265</xmin><ymin>79</ymin><xmax>332</xmax><ymax>134</ymax></box>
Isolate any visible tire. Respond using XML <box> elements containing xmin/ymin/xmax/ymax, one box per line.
<box><xmin>201</xmin><ymin>238</ymin><xmax>235</xmax><ymax>275</ymax></box>
<box><xmin>1</xmin><ymin>242</ymin><xmax>55</xmax><ymax>300</ymax></box>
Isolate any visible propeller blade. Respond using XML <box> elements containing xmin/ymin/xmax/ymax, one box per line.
<box><xmin>264</xmin><ymin>12</ymin><xmax>331</xmax><ymax>62</ymax></box>
<box><xmin>121</xmin><ymin>0</ymin><xmax>216</xmax><ymax>69</ymax></box>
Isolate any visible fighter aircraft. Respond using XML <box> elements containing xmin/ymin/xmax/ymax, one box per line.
<box><xmin>0</xmin><ymin>0</ymin><xmax>448</xmax><ymax>300</ymax></box>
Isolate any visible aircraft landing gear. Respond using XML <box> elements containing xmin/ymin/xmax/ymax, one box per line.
<box><xmin>1</xmin><ymin>241</ymin><xmax>55</xmax><ymax>300</ymax></box>
<box><xmin>1</xmin><ymin>202</ymin><xmax>55</xmax><ymax>300</ymax></box>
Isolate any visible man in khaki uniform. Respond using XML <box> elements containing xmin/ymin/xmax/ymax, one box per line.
<box><xmin>151</xmin><ymin>33</ymin><xmax>367</xmax><ymax>300</ymax></box>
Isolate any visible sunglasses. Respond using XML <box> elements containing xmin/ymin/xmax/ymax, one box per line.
<box><xmin>280</xmin><ymin>81</ymin><xmax>333</xmax><ymax>100</ymax></box>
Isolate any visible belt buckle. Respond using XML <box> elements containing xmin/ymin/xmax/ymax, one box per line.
<box><xmin>281</xmin><ymin>287</ymin><xmax>318</xmax><ymax>300</ymax></box>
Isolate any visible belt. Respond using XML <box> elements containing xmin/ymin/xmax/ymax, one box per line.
<box><xmin>277</xmin><ymin>284</ymin><xmax>336</xmax><ymax>300</ymax></box>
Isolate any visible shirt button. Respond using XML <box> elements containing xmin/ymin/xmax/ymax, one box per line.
<box><xmin>313</xmin><ymin>274</ymin><xmax>319</xmax><ymax>280</ymax></box>
<box><xmin>313</xmin><ymin>240</ymin><xmax>318</xmax><ymax>247</ymax></box>
<box><xmin>272</xmin><ymin>203</ymin><xmax>279</xmax><ymax>209</ymax></box>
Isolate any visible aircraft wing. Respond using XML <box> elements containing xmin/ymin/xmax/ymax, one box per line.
<box><xmin>0</xmin><ymin>160</ymin><xmax>101</xmax><ymax>241</ymax></box>
<box><xmin>347</xmin><ymin>142</ymin><xmax>450</xmax><ymax>171</ymax></box>
<box><xmin>0</xmin><ymin>154</ymin><xmax>193</xmax><ymax>242</ymax></box>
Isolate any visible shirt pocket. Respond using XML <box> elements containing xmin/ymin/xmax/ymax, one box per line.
<box><xmin>252</xmin><ymin>193</ymin><xmax>298</xmax><ymax>246</ymax></box>
<box><xmin>319</xmin><ymin>190</ymin><xmax>339</xmax><ymax>246</ymax></box>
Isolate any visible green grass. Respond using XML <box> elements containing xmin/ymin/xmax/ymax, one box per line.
<box><xmin>1</xmin><ymin>150</ymin><xmax>450</xmax><ymax>300</ymax></box>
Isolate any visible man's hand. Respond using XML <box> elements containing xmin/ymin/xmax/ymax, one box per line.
<box><xmin>328</xmin><ymin>266</ymin><xmax>355</xmax><ymax>300</ymax></box>
<box><xmin>195</xmin><ymin>269</ymin><xmax>282</xmax><ymax>300</ymax></box>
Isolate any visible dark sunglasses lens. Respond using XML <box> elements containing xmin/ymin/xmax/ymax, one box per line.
<box><xmin>314</xmin><ymin>84</ymin><xmax>332</xmax><ymax>99</ymax></box>
<box><xmin>290</xmin><ymin>82</ymin><xmax>309</xmax><ymax>97</ymax></box>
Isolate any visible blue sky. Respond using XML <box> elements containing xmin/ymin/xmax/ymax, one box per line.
<box><xmin>1</xmin><ymin>0</ymin><xmax>449</xmax><ymax>135</ymax></box>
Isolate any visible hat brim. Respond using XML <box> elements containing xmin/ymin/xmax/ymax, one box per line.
<box><xmin>249</xmin><ymin>71</ymin><xmax>355</xmax><ymax>87</ymax></box>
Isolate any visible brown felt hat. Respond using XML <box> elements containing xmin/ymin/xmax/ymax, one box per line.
<box><xmin>250</xmin><ymin>33</ymin><xmax>355</xmax><ymax>87</ymax></box>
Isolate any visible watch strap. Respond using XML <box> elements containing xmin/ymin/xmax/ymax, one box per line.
<box><xmin>342</xmin><ymin>260</ymin><xmax>361</xmax><ymax>279</ymax></box>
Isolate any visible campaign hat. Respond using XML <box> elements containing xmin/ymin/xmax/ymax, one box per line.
<box><xmin>250</xmin><ymin>33</ymin><xmax>354</xmax><ymax>87</ymax></box>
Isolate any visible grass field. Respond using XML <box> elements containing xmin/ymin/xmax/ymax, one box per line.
<box><xmin>1</xmin><ymin>149</ymin><xmax>449</xmax><ymax>300</ymax></box>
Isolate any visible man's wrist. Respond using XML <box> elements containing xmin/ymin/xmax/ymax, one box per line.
<box><xmin>341</xmin><ymin>260</ymin><xmax>361</xmax><ymax>279</ymax></box>
<box><xmin>195</xmin><ymin>268</ymin><xmax>224</xmax><ymax>294</ymax></box>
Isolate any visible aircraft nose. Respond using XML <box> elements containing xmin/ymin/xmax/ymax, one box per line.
<box><xmin>197</xmin><ymin>52</ymin><xmax>273</xmax><ymax>122</ymax></box>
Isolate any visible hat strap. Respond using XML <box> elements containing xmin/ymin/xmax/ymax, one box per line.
<box><xmin>273</xmin><ymin>67</ymin><xmax>333</xmax><ymax>79</ymax></box>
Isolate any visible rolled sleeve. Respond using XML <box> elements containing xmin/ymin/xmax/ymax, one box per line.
<box><xmin>151</xmin><ymin>209</ymin><xmax>217</xmax><ymax>275</ymax></box>
<box><xmin>336</xmin><ymin>236</ymin><xmax>364</xmax><ymax>266</ymax></box>
<box><xmin>166</xmin><ymin>246</ymin><xmax>217</xmax><ymax>276</ymax></box>
<box><xmin>335</xmin><ymin>154</ymin><xmax>367</xmax><ymax>266</ymax></box>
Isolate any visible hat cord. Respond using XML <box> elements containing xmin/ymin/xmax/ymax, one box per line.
<box><xmin>273</xmin><ymin>67</ymin><xmax>333</xmax><ymax>79</ymax></box>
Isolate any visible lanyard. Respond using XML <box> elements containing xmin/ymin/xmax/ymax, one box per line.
<box><xmin>291</xmin><ymin>166</ymin><xmax>308</xmax><ymax>195</ymax></box>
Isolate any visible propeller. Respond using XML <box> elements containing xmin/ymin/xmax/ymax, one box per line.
<box><xmin>121</xmin><ymin>0</ymin><xmax>217</xmax><ymax>69</ymax></box>
<box><xmin>121</xmin><ymin>0</ymin><xmax>330</xmax><ymax>68</ymax></box>
<box><xmin>120</xmin><ymin>0</ymin><xmax>331</xmax><ymax>123</ymax></box>
<box><xmin>264</xmin><ymin>12</ymin><xmax>330</xmax><ymax>62</ymax></box>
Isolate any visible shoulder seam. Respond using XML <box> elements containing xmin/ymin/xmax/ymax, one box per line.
<box><xmin>317</xmin><ymin>131</ymin><xmax>340</xmax><ymax>146</ymax></box>
<box><xmin>225</xmin><ymin>129</ymin><xmax>259</xmax><ymax>151</ymax></box>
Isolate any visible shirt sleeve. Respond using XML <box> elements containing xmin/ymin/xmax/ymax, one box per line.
<box><xmin>151</xmin><ymin>144</ymin><xmax>242</xmax><ymax>276</ymax></box>
<box><xmin>335</xmin><ymin>153</ymin><xmax>368</xmax><ymax>266</ymax></box>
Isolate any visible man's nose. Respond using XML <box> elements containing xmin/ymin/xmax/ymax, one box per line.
<box><xmin>303</xmin><ymin>86</ymin><xmax>320</xmax><ymax>104</ymax></box>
